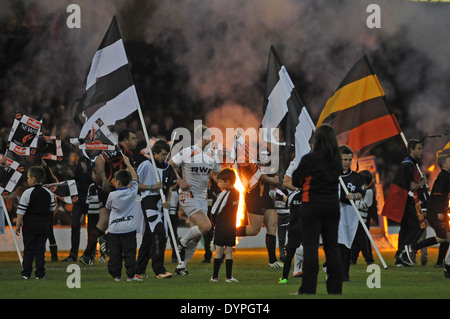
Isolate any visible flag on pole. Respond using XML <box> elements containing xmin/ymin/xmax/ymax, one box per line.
<box><xmin>230</xmin><ymin>132</ymin><xmax>261</xmax><ymax>189</ymax></box>
<box><xmin>292</xmin><ymin>106</ymin><xmax>315</xmax><ymax>168</ymax></box>
<box><xmin>70</xmin><ymin>118</ymin><xmax>118</xmax><ymax>151</ymax></box>
<box><xmin>72</xmin><ymin>16</ymin><xmax>139</xmax><ymax>139</ymax></box>
<box><xmin>0</xmin><ymin>154</ymin><xmax>24</xmax><ymax>195</ymax></box>
<box><xmin>8</xmin><ymin>112</ymin><xmax>42</xmax><ymax>156</ymax></box>
<box><xmin>44</xmin><ymin>180</ymin><xmax>78</xmax><ymax>204</ymax></box>
<box><xmin>261</xmin><ymin>46</ymin><xmax>303</xmax><ymax>148</ymax></box>
<box><xmin>317</xmin><ymin>56</ymin><xmax>402</xmax><ymax>155</ymax></box>
<box><xmin>381</xmin><ymin>157</ymin><xmax>425</xmax><ymax>226</ymax></box>
<box><xmin>40</xmin><ymin>135</ymin><xmax>63</xmax><ymax>161</ymax></box>
<box><xmin>261</xmin><ymin>45</ymin><xmax>307</xmax><ymax>177</ymax></box>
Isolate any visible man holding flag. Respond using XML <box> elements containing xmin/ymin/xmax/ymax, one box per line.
<box><xmin>248</xmin><ymin>45</ymin><xmax>313</xmax><ymax>268</ymax></box>
<box><xmin>382</xmin><ymin>139</ymin><xmax>427</xmax><ymax>266</ymax></box>
<box><xmin>79</xmin><ymin>129</ymin><xmax>137</xmax><ymax>265</ymax></box>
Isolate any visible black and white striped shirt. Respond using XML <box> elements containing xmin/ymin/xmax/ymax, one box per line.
<box><xmin>86</xmin><ymin>183</ymin><xmax>100</xmax><ymax>214</ymax></box>
<box><xmin>17</xmin><ymin>184</ymin><xmax>56</xmax><ymax>234</ymax></box>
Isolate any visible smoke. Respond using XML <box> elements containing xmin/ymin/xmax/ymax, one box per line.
<box><xmin>0</xmin><ymin>0</ymin><xmax>127</xmax><ymax>138</ymax></box>
<box><xmin>142</xmin><ymin>0</ymin><xmax>450</xmax><ymax>165</ymax></box>
<box><xmin>1</xmin><ymin>0</ymin><xmax>449</xmax><ymax>166</ymax></box>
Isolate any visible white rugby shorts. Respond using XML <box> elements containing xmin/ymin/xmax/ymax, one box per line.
<box><xmin>179</xmin><ymin>197</ymin><xmax>208</xmax><ymax>218</ymax></box>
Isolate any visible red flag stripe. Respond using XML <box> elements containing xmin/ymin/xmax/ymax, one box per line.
<box><xmin>343</xmin><ymin>114</ymin><xmax>401</xmax><ymax>152</ymax></box>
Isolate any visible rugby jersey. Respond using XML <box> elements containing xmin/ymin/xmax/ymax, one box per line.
<box><xmin>137</xmin><ymin>159</ymin><xmax>177</xmax><ymax>198</ymax></box>
<box><xmin>171</xmin><ymin>145</ymin><xmax>221</xmax><ymax>200</ymax></box>
<box><xmin>17</xmin><ymin>184</ymin><xmax>56</xmax><ymax>234</ymax></box>
<box><xmin>427</xmin><ymin>169</ymin><xmax>450</xmax><ymax>218</ymax></box>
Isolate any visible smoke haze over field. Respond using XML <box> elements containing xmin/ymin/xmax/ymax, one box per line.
<box><xmin>0</xmin><ymin>0</ymin><xmax>449</xmax><ymax>168</ymax></box>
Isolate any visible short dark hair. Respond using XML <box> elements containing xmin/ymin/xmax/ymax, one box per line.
<box><xmin>118</xmin><ymin>129</ymin><xmax>136</xmax><ymax>142</ymax></box>
<box><xmin>217</xmin><ymin>168</ymin><xmax>236</xmax><ymax>185</ymax></box>
<box><xmin>114</xmin><ymin>169</ymin><xmax>131</xmax><ymax>186</ymax></box>
<box><xmin>339</xmin><ymin>145</ymin><xmax>353</xmax><ymax>156</ymax></box>
<box><xmin>152</xmin><ymin>139</ymin><xmax>170</xmax><ymax>155</ymax></box>
<box><xmin>407</xmin><ymin>139</ymin><xmax>422</xmax><ymax>155</ymax></box>
<box><xmin>28</xmin><ymin>166</ymin><xmax>45</xmax><ymax>184</ymax></box>
<box><xmin>358</xmin><ymin>170</ymin><xmax>373</xmax><ymax>186</ymax></box>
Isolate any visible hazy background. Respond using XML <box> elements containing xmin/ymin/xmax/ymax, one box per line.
<box><xmin>1</xmin><ymin>0</ymin><xmax>449</xmax><ymax>185</ymax></box>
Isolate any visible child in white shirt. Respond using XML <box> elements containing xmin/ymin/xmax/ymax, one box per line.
<box><xmin>105</xmin><ymin>156</ymin><xmax>140</xmax><ymax>281</ymax></box>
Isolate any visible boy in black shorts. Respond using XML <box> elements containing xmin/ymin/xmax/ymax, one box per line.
<box><xmin>15</xmin><ymin>166</ymin><xmax>56</xmax><ymax>279</ymax></box>
<box><xmin>210</xmin><ymin>168</ymin><xmax>240</xmax><ymax>282</ymax></box>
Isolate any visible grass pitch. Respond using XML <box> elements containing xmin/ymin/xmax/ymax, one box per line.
<box><xmin>0</xmin><ymin>247</ymin><xmax>448</xmax><ymax>300</ymax></box>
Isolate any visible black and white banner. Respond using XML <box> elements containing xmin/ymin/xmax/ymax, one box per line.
<box><xmin>44</xmin><ymin>180</ymin><xmax>78</xmax><ymax>204</ymax></box>
<box><xmin>261</xmin><ymin>46</ymin><xmax>312</xmax><ymax>175</ymax></box>
<box><xmin>40</xmin><ymin>135</ymin><xmax>63</xmax><ymax>161</ymax></box>
<box><xmin>0</xmin><ymin>154</ymin><xmax>24</xmax><ymax>195</ymax></box>
<box><xmin>72</xmin><ymin>16</ymin><xmax>139</xmax><ymax>139</ymax></box>
<box><xmin>70</xmin><ymin>118</ymin><xmax>118</xmax><ymax>151</ymax></box>
<box><xmin>7</xmin><ymin>112</ymin><xmax>42</xmax><ymax>156</ymax></box>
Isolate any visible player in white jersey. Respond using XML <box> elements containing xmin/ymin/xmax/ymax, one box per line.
<box><xmin>169</xmin><ymin>125</ymin><xmax>222</xmax><ymax>275</ymax></box>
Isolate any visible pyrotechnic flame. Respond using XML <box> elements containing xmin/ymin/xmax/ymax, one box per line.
<box><xmin>233</xmin><ymin>169</ymin><xmax>246</xmax><ymax>227</ymax></box>
<box><xmin>448</xmin><ymin>199</ymin><xmax>450</xmax><ymax>230</ymax></box>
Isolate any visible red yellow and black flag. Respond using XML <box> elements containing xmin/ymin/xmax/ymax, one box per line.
<box><xmin>317</xmin><ymin>56</ymin><xmax>401</xmax><ymax>155</ymax></box>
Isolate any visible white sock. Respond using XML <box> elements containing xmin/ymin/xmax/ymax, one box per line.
<box><xmin>445</xmin><ymin>248</ymin><xmax>450</xmax><ymax>265</ymax></box>
<box><xmin>177</xmin><ymin>239</ymin><xmax>199</xmax><ymax>269</ymax></box>
<box><xmin>294</xmin><ymin>245</ymin><xmax>304</xmax><ymax>274</ymax></box>
<box><xmin>181</xmin><ymin>225</ymin><xmax>202</xmax><ymax>247</ymax></box>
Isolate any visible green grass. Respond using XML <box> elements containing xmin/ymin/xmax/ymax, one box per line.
<box><xmin>0</xmin><ymin>247</ymin><xmax>448</xmax><ymax>300</ymax></box>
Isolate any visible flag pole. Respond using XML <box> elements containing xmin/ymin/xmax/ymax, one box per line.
<box><xmin>312</xmin><ymin>123</ymin><xmax>387</xmax><ymax>268</ymax></box>
<box><xmin>112</xmin><ymin>16</ymin><xmax>181</xmax><ymax>263</ymax></box>
<box><xmin>134</xmin><ymin>102</ymin><xmax>182</xmax><ymax>264</ymax></box>
<box><xmin>1</xmin><ymin>196</ymin><xmax>23</xmax><ymax>264</ymax></box>
<box><xmin>338</xmin><ymin>177</ymin><xmax>388</xmax><ymax>269</ymax></box>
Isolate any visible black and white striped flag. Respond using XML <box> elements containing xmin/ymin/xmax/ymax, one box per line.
<box><xmin>72</xmin><ymin>16</ymin><xmax>139</xmax><ymax>139</ymax></box>
<box><xmin>261</xmin><ymin>46</ymin><xmax>312</xmax><ymax>176</ymax></box>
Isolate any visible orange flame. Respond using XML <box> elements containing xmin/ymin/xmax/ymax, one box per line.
<box><xmin>233</xmin><ymin>170</ymin><xmax>246</xmax><ymax>227</ymax></box>
<box><xmin>428</xmin><ymin>164</ymin><xmax>436</xmax><ymax>173</ymax></box>
<box><xmin>448</xmin><ymin>199</ymin><xmax>450</xmax><ymax>230</ymax></box>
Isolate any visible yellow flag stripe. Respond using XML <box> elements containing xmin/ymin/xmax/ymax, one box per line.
<box><xmin>317</xmin><ymin>74</ymin><xmax>385</xmax><ymax>126</ymax></box>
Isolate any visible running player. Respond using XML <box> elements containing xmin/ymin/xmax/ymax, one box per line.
<box><xmin>169</xmin><ymin>125</ymin><xmax>222</xmax><ymax>275</ymax></box>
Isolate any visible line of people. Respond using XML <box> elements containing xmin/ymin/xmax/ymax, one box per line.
<box><xmin>15</xmin><ymin>125</ymin><xmax>449</xmax><ymax>286</ymax></box>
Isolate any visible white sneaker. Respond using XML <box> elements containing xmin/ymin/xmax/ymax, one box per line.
<box><xmin>127</xmin><ymin>275</ymin><xmax>143</xmax><ymax>282</ymax></box>
<box><xmin>225</xmin><ymin>277</ymin><xmax>239</xmax><ymax>282</ymax></box>
<box><xmin>269</xmin><ymin>261</ymin><xmax>283</xmax><ymax>268</ymax></box>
